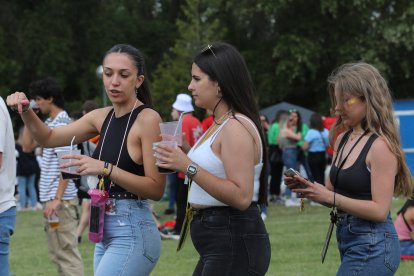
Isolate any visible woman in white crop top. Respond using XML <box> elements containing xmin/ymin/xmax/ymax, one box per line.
<box><xmin>154</xmin><ymin>42</ymin><xmax>271</xmax><ymax>275</ymax></box>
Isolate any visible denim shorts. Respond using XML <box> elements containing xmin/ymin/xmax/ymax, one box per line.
<box><xmin>336</xmin><ymin>213</ymin><xmax>400</xmax><ymax>275</ymax></box>
<box><xmin>190</xmin><ymin>204</ymin><xmax>271</xmax><ymax>276</ymax></box>
<box><xmin>400</xmin><ymin>240</ymin><xmax>414</xmax><ymax>256</ymax></box>
<box><xmin>94</xmin><ymin>199</ymin><xmax>160</xmax><ymax>276</ymax></box>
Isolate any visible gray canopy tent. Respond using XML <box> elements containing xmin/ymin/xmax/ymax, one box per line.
<box><xmin>260</xmin><ymin>101</ymin><xmax>315</xmax><ymax>125</ymax></box>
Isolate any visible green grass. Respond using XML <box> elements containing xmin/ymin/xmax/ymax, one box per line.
<box><xmin>10</xmin><ymin>199</ymin><xmax>414</xmax><ymax>275</ymax></box>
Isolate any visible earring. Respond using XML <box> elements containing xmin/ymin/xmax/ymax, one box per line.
<box><xmin>216</xmin><ymin>88</ymin><xmax>221</xmax><ymax>97</ymax></box>
<box><xmin>135</xmin><ymin>87</ymin><xmax>139</xmax><ymax>94</ymax></box>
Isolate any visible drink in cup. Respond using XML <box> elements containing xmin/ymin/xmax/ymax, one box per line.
<box><xmin>48</xmin><ymin>212</ymin><xmax>60</xmax><ymax>230</ymax></box>
<box><xmin>159</xmin><ymin>121</ymin><xmax>182</xmax><ymax>146</ymax></box>
<box><xmin>153</xmin><ymin>140</ymin><xmax>177</xmax><ymax>174</ymax></box>
<box><xmin>57</xmin><ymin>149</ymin><xmax>81</xmax><ymax>179</ymax></box>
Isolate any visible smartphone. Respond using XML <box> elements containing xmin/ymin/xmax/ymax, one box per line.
<box><xmin>284</xmin><ymin>168</ymin><xmax>300</xmax><ymax>177</ymax></box>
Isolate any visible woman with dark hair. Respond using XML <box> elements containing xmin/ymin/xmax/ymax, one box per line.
<box><xmin>289</xmin><ymin>109</ymin><xmax>311</xmax><ymax>177</ymax></box>
<box><xmin>154</xmin><ymin>42</ymin><xmax>271</xmax><ymax>275</ymax></box>
<box><xmin>394</xmin><ymin>194</ymin><xmax>414</xmax><ymax>257</ymax></box>
<box><xmin>302</xmin><ymin>112</ymin><xmax>329</xmax><ymax>185</ymax></box>
<box><xmin>7</xmin><ymin>44</ymin><xmax>164</xmax><ymax>275</ymax></box>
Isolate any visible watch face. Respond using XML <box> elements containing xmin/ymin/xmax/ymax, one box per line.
<box><xmin>188</xmin><ymin>166</ymin><xmax>197</xmax><ymax>174</ymax></box>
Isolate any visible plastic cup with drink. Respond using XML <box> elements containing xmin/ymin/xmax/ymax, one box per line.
<box><xmin>48</xmin><ymin>212</ymin><xmax>60</xmax><ymax>230</ymax></box>
<box><xmin>57</xmin><ymin>136</ymin><xmax>81</xmax><ymax>179</ymax></box>
<box><xmin>153</xmin><ymin>140</ymin><xmax>178</xmax><ymax>174</ymax></box>
<box><xmin>154</xmin><ymin>118</ymin><xmax>183</xmax><ymax>174</ymax></box>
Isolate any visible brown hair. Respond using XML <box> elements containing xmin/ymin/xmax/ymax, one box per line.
<box><xmin>328</xmin><ymin>62</ymin><xmax>412</xmax><ymax>197</ymax></box>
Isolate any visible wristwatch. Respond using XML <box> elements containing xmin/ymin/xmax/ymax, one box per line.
<box><xmin>185</xmin><ymin>162</ymin><xmax>199</xmax><ymax>179</ymax></box>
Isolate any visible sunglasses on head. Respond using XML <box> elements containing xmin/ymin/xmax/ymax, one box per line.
<box><xmin>289</xmin><ymin>109</ymin><xmax>297</xmax><ymax>113</ymax></box>
<box><xmin>201</xmin><ymin>44</ymin><xmax>217</xmax><ymax>58</ymax></box>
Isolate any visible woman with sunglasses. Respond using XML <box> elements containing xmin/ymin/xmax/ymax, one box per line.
<box><xmin>285</xmin><ymin>62</ymin><xmax>412</xmax><ymax>275</ymax></box>
<box><xmin>154</xmin><ymin>42</ymin><xmax>271</xmax><ymax>275</ymax></box>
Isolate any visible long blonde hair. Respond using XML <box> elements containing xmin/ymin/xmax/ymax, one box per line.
<box><xmin>328</xmin><ymin>62</ymin><xmax>412</xmax><ymax>197</ymax></box>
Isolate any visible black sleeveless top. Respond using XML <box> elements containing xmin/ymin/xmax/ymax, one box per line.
<box><xmin>329</xmin><ymin>131</ymin><xmax>378</xmax><ymax>200</ymax></box>
<box><xmin>92</xmin><ymin>105</ymin><xmax>149</xmax><ymax>193</ymax></box>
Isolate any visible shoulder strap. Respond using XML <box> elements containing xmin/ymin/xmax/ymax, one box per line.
<box><xmin>402</xmin><ymin>212</ymin><xmax>413</xmax><ymax>232</ymax></box>
<box><xmin>319</xmin><ymin>131</ymin><xmax>327</xmax><ymax>148</ymax></box>
<box><xmin>234</xmin><ymin>114</ymin><xmax>264</xmax><ymax>162</ymax></box>
<box><xmin>332</xmin><ymin>130</ymin><xmax>352</xmax><ymax>165</ymax></box>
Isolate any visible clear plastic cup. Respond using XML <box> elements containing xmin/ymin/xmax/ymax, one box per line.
<box><xmin>48</xmin><ymin>213</ymin><xmax>59</xmax><ymax>230</ymax></box>
<box><xmin>159</xmin><ymin>121</ymin><xmax>182</xmax><ymax>146</ymax></box>
<box><xmin>56</xmin><ymin>149</ymin><xmax>81</xmax><ymax>179</ymax></box>
<box><xmin>153</xmin><ymin>140</ymin><xmax>178</xmax><ymax>174</ymax></box>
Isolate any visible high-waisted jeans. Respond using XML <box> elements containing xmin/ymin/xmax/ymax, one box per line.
<box><xmin>190</xmin><ymin>204</ymin><xmax>271</xmax><ymax>276</ymax></box>
<box><xmin>336</xmin><ymin>213</ymin><xmax>400</xmax><ymax>275</ymax></box>
<box><xmin>93</xmin><ymin>199</ymin><xmax>160</xmax><ymax>276</ymax></box>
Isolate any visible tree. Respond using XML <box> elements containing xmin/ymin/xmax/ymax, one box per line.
<box><xmin>151</xmin><ymin>0</ymin><xmax>226</xmax><ymax>119</ymax></box>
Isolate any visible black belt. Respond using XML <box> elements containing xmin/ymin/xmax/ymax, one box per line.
<box><xmin>108</xmin><ymin>191</ymin><xmax>145</xmax><ymax>200</ymax></box>
<box><xmin>192</xmin><ymin>202</ymin><xmax>259</xmax><ymax>216</ymax></box>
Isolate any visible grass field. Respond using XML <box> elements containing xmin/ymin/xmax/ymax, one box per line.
<box><xmin>10</xmin><ymin>198</ymin><xmax>414</xmax><ymax>276</ymax></box>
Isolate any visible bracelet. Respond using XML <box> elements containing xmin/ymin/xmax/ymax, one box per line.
<box><xmin>54</xmin><ymin>196</ymin><xmax>61</xmax><ymax>201</ymax></box>
<box><xmin>102</xmin><ymin>162</ymin><xmax>110</xmax><ymax>177</ymax></box>
<box><xmin>108</xmin><ymin>163</ymin><xmax>114</xmax><ymax>177</ymax></box>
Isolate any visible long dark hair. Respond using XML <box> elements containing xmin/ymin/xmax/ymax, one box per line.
<box><xmin>193</xmin><ymin>42</ymin><xmax>268</xmax><ymax>205</ymax></box>
<box><xmin>290</xmin><ymin>110</ymin><xmax>303</xmax><ymax>133</ymax></box>
<box><xmin>397</xmin><ymin>192</ymin><xmax>414</xmax><ymax>215</ymax></box>
<box><xmin>309</xmin><ymin>113</ymin><xmax>324</xmax><ymax>131</ymax></box>
<box><xmin>104</xmin><ymin>44</ymin><xmax>152</xmax><ymax>106</ymax></box>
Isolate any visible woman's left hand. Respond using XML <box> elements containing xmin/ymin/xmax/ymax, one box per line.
<box><xmin>59</xmin><ymin>154</ymin><xmax>106</xmax><ymax>176</ymax></box>
<box><xmin>153</xmin><ymin>143</ymin><xmax>191</xmax><ymax>173</ymax></box>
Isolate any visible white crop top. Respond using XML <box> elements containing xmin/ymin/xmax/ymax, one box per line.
<box><xmin>187</xmin><ymin>114</ymin><xmax>263</xmax><ymax>206</ymax></box>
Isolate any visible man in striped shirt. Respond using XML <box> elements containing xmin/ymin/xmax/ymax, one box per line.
<box><xmin>28</xmin><ymin>78</ymin><xmax>84</xmax><ymax>276</ymax></box>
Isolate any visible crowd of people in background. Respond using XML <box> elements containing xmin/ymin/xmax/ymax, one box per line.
<box><xmin>1</xmin><ymin>42</ymin><xmax>413</xmax><ymax>276</ymax></box>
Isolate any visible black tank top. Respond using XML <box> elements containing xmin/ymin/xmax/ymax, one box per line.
<box><xmin>92</xmin><ymin>105</ymin><xmax>149</xmax><ymax>193</ymax></box>
<box><xmin>329</xmin><ymin>132</ymin><xmax>378</xmax><ymax>200</ymax></box>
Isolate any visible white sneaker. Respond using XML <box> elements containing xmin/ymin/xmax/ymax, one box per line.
<box><xmin>285</xmin><ymin>198</ymin><xmax>301</xmax><ymax>207</ymax></box>
<box><xmin>35</xmin><ymin>202</ymin><xmax>43</xmax><ymax>211</ymax></box>
<box><xmin>159</xmin><ymin>231</ymin><xmax>180</xmax><ymax>241</ymax></box>
<box><xmin>261</xmin><ymin>213</ymin><xmax>267</xmax><ymax>221</ymax></box>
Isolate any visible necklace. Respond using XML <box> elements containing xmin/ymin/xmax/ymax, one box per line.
<box><xmin>195</xmin><ymin>110</ymin><xmax>232</xmax><ymax>148</ymax></box>
<box><xmin>349</xmin><ymin>130</ymin><xmax>364</xmax><ymax>141</ymax></box>
<box><xmin>98</xmin><ymin>99</ymin><xmax>138</xmax><ymax>190</ymax></box>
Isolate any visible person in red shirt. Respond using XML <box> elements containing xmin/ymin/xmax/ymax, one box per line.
<box><xmin>322</xmin><ymin>116</ymin><xmax>337</xmax><ymax>162</ymax></box>
<box><xmin>201</xmin><ymin>110</ymin><xmax>213</xmax><ymax>133</ymax></box>
<box><xmin>164</xmin><ymin>93</ymin><xmax>203</xmax><ymax>239</ymax></box>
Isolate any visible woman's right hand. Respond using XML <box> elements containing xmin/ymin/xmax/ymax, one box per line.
<box><xmin>6</xmin><ymin>92</ymin><xmax>30</xmax><ymax>114</ymax></box>
<box><xmin>284</xmin><ymin>175</ymin><xmax>306</xmax><ymax>190</ymax></box>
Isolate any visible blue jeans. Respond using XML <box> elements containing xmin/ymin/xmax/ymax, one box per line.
<box><xmin>336</xmin><ymin>213</ymin><xmax>400</xmax><ymax>275</ymax></box>
<box><xmin>94</xmin><ymin>199</ymin><xmax>161</xmax><ymax>276</ymax></box>
<box><xmin>0</xmin><ymin>207</ymin><xmax>16</xmax><ymax>276</ymax></box>
<box><xmin>282</xmin><ymin>148</ymin><xmax>298</xmax><ymax>197</ymax></box>
<box><xmin>190</xmin><ymin>204</ymin><xmax>271</xmax><ymax>275</ymax></box>
<box><xmin>400</xmin><ymin>240</ymin><xmax>414</xmax><ymax>256</ymax></box>
<box><xmin>17</xmin><ymin>174</ymin><xmax>38</xmax><ymax>208</ymax></box>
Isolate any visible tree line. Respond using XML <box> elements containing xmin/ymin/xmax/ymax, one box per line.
<box><xmin>1</xmin><ymin>0</ymin><xmax>413</xmax><ymax>122</ymax></box>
